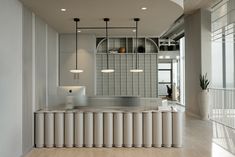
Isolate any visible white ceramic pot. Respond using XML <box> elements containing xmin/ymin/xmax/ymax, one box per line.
<box><xmin>199</xmin><ymin>90</ymin><xmax>209</xmax><ymax>120</ymax></box>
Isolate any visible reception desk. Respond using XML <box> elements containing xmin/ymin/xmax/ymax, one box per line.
<box><xmin>35</xmin><ymin>99</ymin><xmax>183</xmax><ymax>148</ymax></box>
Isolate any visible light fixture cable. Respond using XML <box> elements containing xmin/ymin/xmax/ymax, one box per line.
<box><xmin>75</xmin><ymin>18</ymin><xmax>78</xmax><ymax>70</ymax></box>
<box><xmin>70</xmin><ymin>18</ymin><xmax>83</xmax><ymax>74</ymax></box>
<box><xmin>101</xmin><ymin>18</ymin><xmax>114</xmax><ymax>73</ymax></box>
<box><xmin>105</xmin><ymin>18</ymin><xmax>109</xmax><ymax>69</ymax></box>
<box><xmin>135</xmin><ymin>18</ymin><xmax>139</xmax><ymax>70</ymax></box>
<box><xmin>130</xmin><ymin>18</ymin><xmax>143</xmax><ymax>73</ymax></box>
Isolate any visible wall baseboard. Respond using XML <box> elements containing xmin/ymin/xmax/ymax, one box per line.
<box><xmin>21</xmin><ymin>146</ymin><xmax>33</xmax><ymax>157</ymax></box>
<box><xmin>186</xmin><ymin>111</ymin><xmax>201</xmax><ymax>119</ymax></box>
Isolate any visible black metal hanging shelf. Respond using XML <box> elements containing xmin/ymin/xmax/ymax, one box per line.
<box><xmin>74</xmin><ymin>18</ymin><xmax>137</xmax><ymax>30</ymax></box>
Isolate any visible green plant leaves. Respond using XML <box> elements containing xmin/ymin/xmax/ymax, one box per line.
<box><xmin>200</xmin><ymin>73</ymin><xmax>210</xmax><ymax>90</ymax></box>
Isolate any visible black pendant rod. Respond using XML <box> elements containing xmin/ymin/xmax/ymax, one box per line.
<box><xmin>74</xmin><ymin>18</ymin><xmax>80</xmax><ymax>70</ymax></box>
<box><xmin>76</xmin><ymin>26</ymin><xmax>136</xmax><ymax>30</ymax></box>
<box><xmin>134</xmin><ymin>18</ymin><xmax>140</xmax><ymax>69</ymax></box>
<box><xmin>104</xmin><ymin>18</ymin><xmax>110</xmax><ymax>69</ymax></box>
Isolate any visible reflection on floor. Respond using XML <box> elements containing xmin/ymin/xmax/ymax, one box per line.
<box><xmin>213</xmin><ymin>121</ymin><xmax>235</xmax><ymax>154</ymax></box>
<box><xmin>25</xmin><ymin>114</ymin><xmax>235</xmax><ymax>157</ymax></box>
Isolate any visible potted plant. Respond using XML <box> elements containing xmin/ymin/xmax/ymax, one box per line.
<box><xmin>199</xmin><ymin>73</ymin><xmax>210</xmax><ymax>120</ymax></box>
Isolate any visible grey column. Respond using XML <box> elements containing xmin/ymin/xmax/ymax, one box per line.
<box><xmin>84</xmin><ymin>112</ymin><xmax>93</xmax><ymax>147</ymax></box>
<box><xmin>94</xmin><ymin>112</ymin><xmax>103</xmax><ymax>147</ymax></box>
<box><xmin>152</xmin><ymin>111</ymin><xmax>162</xmax><ymax>147</ymax></box>
<box><xmin>35</xmin><ymin>112</ymin><xmax>44</xmax><ymax>148</ymax></box>
<box><xmin>104</xmin><ymin>112</ymin><xmax>113</xmax><ymax>147</ymax></box>
<box><xmin>54</xmin><ymin>112</ymin><xmax>64</xmax><ymax>147</ymax></box>
<box><xmin>172</xmin><ymin>111</ymin><xmax>183</xmax><ymax>147</ymax></box>
<box><xmin>162</xmin><ymin>111</ymin><xmax>172</xmax><ymax>147</ymax></box>
<box><xmin>124</xmin><ymin>112</ymin><xmax>133</xmax><ymax>147</ymax></box>
<box><xmin>133</xmin><ymin>112</ymin><xmax>142</xmax><ymax>147</ymax></box>
<box><xmin>113</xmin><ymin>112</ymin><xmax>123</xmax><ymax>147</ymax></box>
<box><xmin>45</xmin><ymin>112</ymin><xmax>54</xmax><ymax>147</ymax></box>
<box><xmin>143</xmin><ymin>111</ymin><xmax>152</xmax><ymax>147</ymax></box>
<box><xmin>75</xmin><ymin>112</ymin><xmax>84</xmax><ymax>147</ymax></box>
<box><xmin>65</xmin><ymin>112</ymin><xmax>74</xmax><ymax>147</ymax></box>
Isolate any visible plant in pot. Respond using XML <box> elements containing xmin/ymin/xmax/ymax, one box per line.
<box><xmin>199</xmin><ymin>73</ymin><xmax>210</xmax><ymax>120</ymax></box>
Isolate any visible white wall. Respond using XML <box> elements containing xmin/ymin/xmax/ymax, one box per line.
<box><xmin>47</xmin><ymin>26</ymin><xmax>59</xmax><ymax>105</ymax></box>
<box><xmin>33</xmin><ymin>13</ymin><xmax>59</xmax><ymax>109</ymax></box>
<box><xmin>0</xmin><ymin>0</ymin><xmax>23</xmax><ymax>157</ymax></box>
<box><xmin>200</xmin><ymin>9</ymin><xmax>212</xmax><ymax>79</ymax></box>
<box><xmin>22</xmin><ymin>5</ymin><xmax>33</xmax><ymax>154</ymax></box>
<box><xmin>0</xmin><ymin>2</ymin><xmax>59</xmax><ymax>156</ymax></box>
<box><xmin>35</xmin><ymin>16</ymin><xmax>47</xmax><ymax>109</ymax></box>
<box><xmin>59</xmin><ymin>34</ymin><xmax>96</xmax><ymax>96</ymax></box>
<box><xmin>22</xmin><ymin>7</ymin><xmax>59</xmax><ymax>153</ymax></box>
<box><xmin>184</xmin><ymin>9</ymin><xmax>211</xmax><ymax>116</ymax></box>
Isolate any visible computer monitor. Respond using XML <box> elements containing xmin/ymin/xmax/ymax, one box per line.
<box><xmin>49</xmin><ymin>86</ymin><xmax>86</xmax><ymax>107</ymax></box>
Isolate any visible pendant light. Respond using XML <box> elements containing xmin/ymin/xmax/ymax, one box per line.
<box><xmin>101</xmin><ymin>18</ymin><xmax>114</xmax><ymax>73</ymax></box>
<box><xmin>70</xmin><ymin>18</ymin><xmax>84</xmax><ymax>73</ymax></box>
<box><xmin>130</xmin><ymin>18</ymin><xmax>143</xmax><ymax>73</ymax></box>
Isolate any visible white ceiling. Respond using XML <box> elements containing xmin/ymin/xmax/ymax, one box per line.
<box><xmin>20</xmin><ymin>0</ymin><xmax>184</xmax><ymax>36</ymax></box>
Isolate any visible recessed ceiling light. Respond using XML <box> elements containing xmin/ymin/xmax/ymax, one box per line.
<box><xmin>133</xmin><ymin>29</ymin><xmax>136</xmax><ymax>32</ymax></box>
<box><xmin>141</xmin><ymin>7</ymin><xmax>147</xmax><ymax>10</ymax></box>
<box><xmin>176</xmin><ymin>55</ymin><xmax>180</xmax><ymax>59</ymax></box>
<box><xmin>77</xmin><ymin>30</ymin><xmax>81</xmax><ymax>33</ymax></box>
<box><xmin>61</xmin><ymin>8</ymin><xmax>66</xmax><ymax>12</ymax></box>
<box><xmin>158</xmin><ymin>56</ymin><xmax>164</xmax><ymax>59</ymax></box>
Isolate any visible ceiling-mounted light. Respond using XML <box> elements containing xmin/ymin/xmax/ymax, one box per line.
<box><xmin>158</xmin><ymin>55</ymin><xmax>164</xmax><ymax>59</ymax></box>
<box><xmin>141</xmin><ymin>7</ymin><xmax>147</xmax><ymax>10</ymax></box>
<box><xmin>130</xmin><ymin>18</ymin><xmax>143</xmax><ymax>73</ymax></box>
<box><xmin>176</xmin><ymin>55</ymin><xmax>180</xmax><ymax>59</ymax></box>
<box><xmin>70</xmin><ymin>69</ymin><xmax>83</xmax><ymax>73</ymax></box>
<box><xmin>61</xmin><ymin>8</ymin><xmax>66</xmax><ymax>12</ymax></box>
<box><xmin>101</xmin><ymin>69</ymin><xmax>115</xmax><ymax>73</ymax></box>
<box><xmin>70</xmin><ymin>18</ymin><xmax>84</xmax><ymax>74</ymax></box>
<box><xmin>101</xmin><ymin>18</ymin><xmax>114</xmax><ymax>73</ymax></box>
<box><xmin>130</xmin><ymin>69</ymin><xmax>143</xmax><ymax>72</ymax></box>
<box><xmin>77</xmin><ymin>30</ymin><xmax>81</xmax><ymax>33</ymax></box>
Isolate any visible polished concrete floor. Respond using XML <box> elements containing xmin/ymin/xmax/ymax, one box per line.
<box><xmin>25</xmin><ymin>114</ymin><xmax>235</xmax><ymax>157</ymax></box>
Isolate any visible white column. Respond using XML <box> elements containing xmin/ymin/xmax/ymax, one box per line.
<box><xmin>124</xmin><ymin>112</ymin><xmax>133</xmax><ymax>147</ymax></box>
<box><xmin>152</xmin><ymin>111</ymin><xmax>162</xmax><ymax>147</ymax></box>
<box><xmin>84</xmin><ymin>112</ymin><xmax>93</xmax><ymax>147</ymax></box>
<box><xmin>65</xmin><ymin>112</ymin><xmax>74</xmax><ymax>147</ymax></box>
<box><xmin>94</xmin><ymin>112</ymin><xmax>103</xmax><ymax>147</ymax></box>
<box><xmin>104</xmin><ymin>112</ymin><xmax>113</xmax><ymax>147</ymax></box>
<box><xmin>172</xmin><ymin>111</ymin><xmax>183</xmax><ymax>147</ymax></box>
<box><xmin>113</xmin><ymin>112</ymin><xmax>123</xmax><ymax>147</ymax></box>
<box><xmin>143</xmin><ymin>111</ymin><xmax>152</xmax><ymax>147</ymax></box>
<box><xmin>133</xmin><ymin>112</ymin><xmax>142</xmax><ymax>147</ymax></box>
<box><xmin>45</xmin><ymin>112</ymin><xmax>54</xmax><ymax>147</ymax></box>
<box><xmin>35</xmin><ymin>112</ymin><xmax>44</xmax><ymax>148</ymax></box>
<box><xmin>75</xmin><ymin>112</ymin><xmax>84</xmax><ymax>147</ymax></box>
<box><xmin>54</xmin><ymin>112</ymin><xmax>64</xmax><ymax>147</ymax></box>
<box><xmin>162</xmin><ymin>111</ymin><xmax>172</xmax><ymax>147</ymax></box>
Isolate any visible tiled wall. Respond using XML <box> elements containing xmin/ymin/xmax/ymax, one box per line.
<box><xmin>96</xmin><ymin>54</ymin><xmax>158</xmax><ymax>97</ymax></box>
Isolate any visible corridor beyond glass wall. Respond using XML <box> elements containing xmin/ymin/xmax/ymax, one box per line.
<box><xmin>210</xmin><ymin>0</ymin><xmax>235</xmax><ymax>129</ymax></box>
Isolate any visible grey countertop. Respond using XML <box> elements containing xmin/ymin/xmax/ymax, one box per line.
<box><xmin>35</xmin><ymin>96</ymin><xmax>175</xmax><ymax>113</ymax></box>
<box><xmin>35</xmin><ymin>104</ymin><xmax>175</xmax><ymax>113</ymax></box>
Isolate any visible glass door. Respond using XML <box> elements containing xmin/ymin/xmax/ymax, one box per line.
<box><xmin>158</xmin><ymin>62</ymin><xmax>172</xmax><ymax>98</ymax></box>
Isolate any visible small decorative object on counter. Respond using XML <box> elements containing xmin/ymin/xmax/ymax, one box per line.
<box><xmin>109</xmin><ymin>49</ymin><xmax>118</xmax><ymax>54</ymax></box>
<box><xmin>118</xmin><ymin>47</ymin><xmax>126</xmax><ymax>53</ymax></box>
